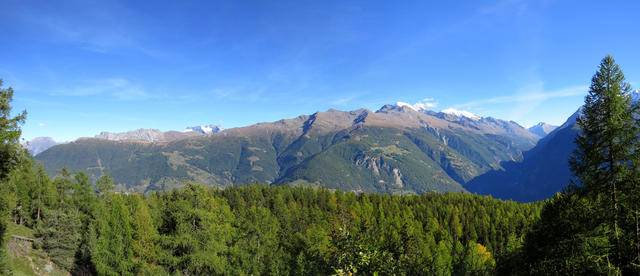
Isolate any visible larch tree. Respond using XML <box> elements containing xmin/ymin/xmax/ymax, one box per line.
<box><xmin>569</xmin><ymin>55</ymin><xmax>639</xmax><ymax>271</ymax></box>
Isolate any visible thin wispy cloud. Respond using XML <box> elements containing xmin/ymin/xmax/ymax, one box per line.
<box><xmin>53</xmin><ymin>78</ymin><xmax>156</xmax><ymax>101</ymax></box>
<box><xmin>211</xmin><ymin>86</ymin><xmax>271</xmax><ymax>103</ymax></box>
<box><xmin>454</xmin><ymin>85</ymin><xmax>587</xmax><ymax>108</ymax></box>
<box><xmin>330</xmin><ymin>95</ymin><xmax>357</xmax><ymax>106</ymax></box>
<box><xmin>454</xmin><ymin>84</ymin><xmax>588</xmax><ymax>126</ymax></box>
<box><xmin>13</xmin><ymin>1</ymin><xmax>165</xmax><ymax>58</ymax></box>
<box><xmin>362</xmin><ymin>0</ymin><xmax>533</xmax><ymax>79</ymax></box>
<box><xmin>329</xmin><ymin>92</ymin><xmax>370</xmax><ymax>106</ymax></box>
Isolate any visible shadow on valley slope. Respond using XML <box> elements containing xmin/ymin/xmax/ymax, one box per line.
<box><xmin>465</xmin><ymin>115</ymin><xmax>580</xmax><ymax>202</ymax></box>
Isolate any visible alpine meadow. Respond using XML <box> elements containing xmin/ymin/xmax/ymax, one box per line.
<box><xmin>2</xmin><ymin>1</ymin><xmax>640</xmax><ymax>275</ymax></box>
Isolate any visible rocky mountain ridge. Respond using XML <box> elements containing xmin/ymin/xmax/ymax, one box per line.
<box><xmin>36</xmin><ymin>105</ymin><xmax>539</xmax><ymax>195</ymax></box>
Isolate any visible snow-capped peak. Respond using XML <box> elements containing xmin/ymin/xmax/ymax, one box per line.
<box><xmin>395</xmin><ymin>102</ymin><xmax>420</xmax><ymax>112</ymax></box>
<box><xmin>394</xmin><ymin>101</ymin><xmax>433</xmax><ymax>112</ymax></box>
<box><xmin>440</xmin><ymin>108</ymin><xmax>481</xmax><ymax>121</ymax></box>
<box><xmin>184</xmin><ymin>124</ymin><xmax>223</xmax><ymax>135</ymax></box>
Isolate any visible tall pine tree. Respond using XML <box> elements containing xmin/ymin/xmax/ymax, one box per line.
<box><xmin>569</xmin><ymin>55</ymin><xmax>638</xmax><ymax>270</ymax></box>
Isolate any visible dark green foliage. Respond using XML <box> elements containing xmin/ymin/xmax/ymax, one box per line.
<box><xmin>567</xmin><ymin>55</ymin><xmax>638</xmax><ymax>271</ymax></box>
<box><xmin>35</xmin><ymin>208</ymin><xmax>82</xmax><ymax>270</ymax></box>
<box><xmin>230</xmin><ymin>206</ymin><xmax>281</xmax><ymax>274</ymax></box>
<box><xmin>504</xmin><ymin>192</ymin><xmax>616</xmax><ymax>275</ymax></box>
<box><xmin>156</xmin><ymin>183</ymin><xmax>235</xmax><ymax>274</ymax></box>
<box><xmin>0</xmin><ymin>78</ymin><xmax>27</xmax><ymax>273</ymax></box>
<box><xmin>501</xmin><ymin>56</ymin><xmax>640</xmax><ymax>274</ymax></box>
<box><xmin>215</xmin><ymin>185</ymin><xmax>541</xmax><ymax>275</ymax></box>
<box><xmin>2</xmin><ymin>160</ymin><xmax>543</xmax><ymax>275</ymax></box>
<box><xmin>0</xmin><ymin>78</ymin><xmax>26</xmax><ymax>181</ymax></box>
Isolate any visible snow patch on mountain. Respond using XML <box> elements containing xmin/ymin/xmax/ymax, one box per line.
<box><xmin>440</xmin><ymin>108</ymin><xmax>481</xmax><ymax>121</ymax></box>
<box><xmin>184</xmin><ymin>124</ymin><xmax>223</xmax><ymax>135</ymax></box>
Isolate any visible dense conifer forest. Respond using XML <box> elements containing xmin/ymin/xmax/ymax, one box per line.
<box><xmin>1</xmin><ymin>158</ymin><xmax>542</xmax><ymax>275</ymax></box>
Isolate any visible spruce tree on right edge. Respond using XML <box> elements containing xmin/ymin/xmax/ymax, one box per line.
<box><xmin>569</xmin><ymin>55</ymin><xmax>639</xmax><ymax>273</ymax></box>
<box><xmin>503</xmin><ymin>56</ymin><xmax>640</xmax><ymax>275</ymax></box>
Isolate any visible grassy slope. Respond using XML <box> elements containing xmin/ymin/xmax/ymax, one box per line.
<box><xmin>4</xmin><ymin>222</ymin><xmax>68</xmax><ymax>276</ymax></box>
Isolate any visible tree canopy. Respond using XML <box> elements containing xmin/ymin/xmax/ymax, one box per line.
<box><xmin>0</xmin><ymin>78</ymin><xmax>26</xmax><ymax>273</ymax></box>
<box><xmin>504</xmin><ymin>55</ymin><xmax>640</xmax><ymax>275</ymax></box>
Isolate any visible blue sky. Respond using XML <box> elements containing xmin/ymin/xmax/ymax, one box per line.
<box><xmin>1</xmin><ymin>0</ymin><xmax>639</xmax><ymax>142</ymax></box>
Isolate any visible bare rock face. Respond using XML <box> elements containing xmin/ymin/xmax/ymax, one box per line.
<box><xmin>94</xmin><ymin>127</ymin><xmax>218</xmax><ymax>143</ymax></box>
<box><xmin>95</xmin><ymin>129</ymin><xmax>168</xmax><ymax>142</ymax></box>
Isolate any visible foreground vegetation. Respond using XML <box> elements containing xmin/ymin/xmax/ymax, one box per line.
<box><xmin>1</xmin><ymin>158</ymin><xmax>543</xmax><ymax>274</ymax></box>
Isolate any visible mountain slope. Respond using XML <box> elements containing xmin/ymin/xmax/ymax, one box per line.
<box><xmin>36</xmin><ymin>107</ymin><xmax>539</xmax><ymax>194</ymax></box>
<box><xmin>465</xmin><ymin>109</ymin><xmax>581</xmax><ymax>202</ymax></box>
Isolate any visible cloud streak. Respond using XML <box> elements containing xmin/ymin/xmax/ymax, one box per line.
<box><xmin>13</xmin><ymin>1</ymin><xmax>166</xmax><ymax>58</ymax></box>
<box><xmin>52</xmin><ymin>78</ymin><xmax>156</xmax><ymax>101</ymax></box>
<box><xmin>454</xmin><ymin>85</ymin><xmax>587</xmax><ymax>109</ymax></box>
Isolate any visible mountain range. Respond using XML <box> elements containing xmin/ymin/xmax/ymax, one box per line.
<box><xmin>35</xmin><ymin>104</ymin><xmax>540</xmax><ymax>195</ymax></box>
<box><xmin>95</xmin><ymin>128</ymin><xmax>203</xmax><ymax>143</ymax></box>
<box><xmin>23</xmin><ymin>124</ymin><xmax>222</xmax><ymax>154</ymax></box>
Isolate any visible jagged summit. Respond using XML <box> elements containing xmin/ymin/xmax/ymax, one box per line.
<box><xmin>95</xmin><ymin>128</ymin><xmax>202</xmax><ymax>143</ymax></box>
<box><xmin>92</xmin><ymin>124</ymin><xmax>223</xmax><ymax>143</ymax></box>
<box><xmin>383</xmin><ymin>102</ymin><xmax>481</xmax><ymax>121</ymax></box>
<box><xmin>527</xmin><ymin>122</ymin><xmax>558</xmax><ymax>137</ymax></box>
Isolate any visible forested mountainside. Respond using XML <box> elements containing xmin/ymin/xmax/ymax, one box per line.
<box><xmin>35</xmin><ymin>106</ymin><xmax>539</xmax><ymax>195</ymax></box>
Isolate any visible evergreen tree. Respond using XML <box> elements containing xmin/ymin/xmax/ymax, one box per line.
<box><xmin>35</xmin><ymin>208</ymin><xmax>83</xmax><ymax>271</ymax></box>
<box><xmin>0</xmin><ymin>78</ymin><xmax>26</xmax><ymax>273</ymax></box>
<box><xmin>0</xmin><ymin>78</ymin><xmax>26</xmax><ymax>180</ymax></box>
<box><xmin>231</xmin><ymin>206</ymin><xmax>281</xmax><ymax>275</ymax></box>
<box><xmin>124</xmin><ymin>194</ymin><xmax>160</xmax><ymax>270</ymax></box>
<box><xmin>569</xmin><ymin>54</ymin><xmax>638</xmax><ymax>271</ymax></box>
<box><xmin>93</xmin><ymin>194</ymin><xmax>136</xmax><ymax>275</ymax></box>
<box><xmin>158</xmin><ymin>183</ymin><xmax>235</xmax><ymax>274</ymax></box>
